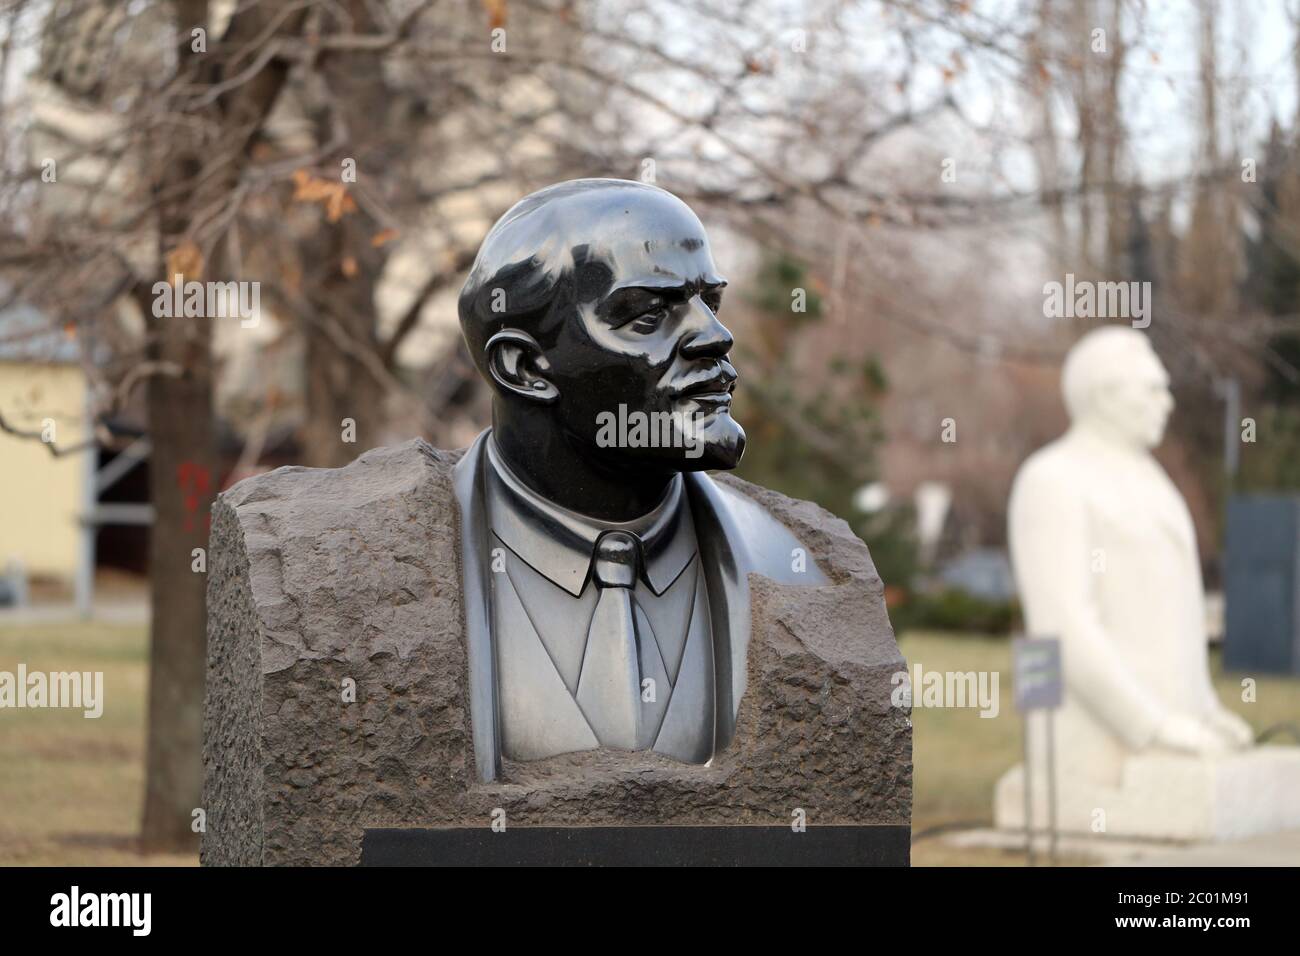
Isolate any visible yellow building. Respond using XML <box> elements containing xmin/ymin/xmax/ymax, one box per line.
<box><xmin>0</xmin><ymin>306</ymin><xmax>89</xmax><ymax>587</ymax></box>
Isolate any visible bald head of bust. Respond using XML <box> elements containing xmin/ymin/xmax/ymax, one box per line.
<box><xmin>456</xmin><ymin>179</ymin><xmax>745</xmax><ymax>520</ymax></box>
<box><xmin>1062</xmin><ymin>326</ymin><xmax>1173</xmax><ymax>451</ymax></box>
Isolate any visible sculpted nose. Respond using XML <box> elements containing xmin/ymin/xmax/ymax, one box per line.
<box><xmin>679</xmin><ymin>296</ymin><xmax>733</xmax><ymax>359</ymax></box>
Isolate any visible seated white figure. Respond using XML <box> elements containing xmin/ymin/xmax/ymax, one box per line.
<box><xmin>996</xmin><ymin>326</ymin><xmax>1300</xmax><ymax>841</ymax></box>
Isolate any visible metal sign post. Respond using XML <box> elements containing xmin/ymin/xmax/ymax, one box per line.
<box><xmin>1012</xmin><ymin>636</ymin><xmax>1062</xmax><ymax>866</ymax></box>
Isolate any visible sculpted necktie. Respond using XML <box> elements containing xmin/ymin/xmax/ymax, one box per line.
<box><xmin>576</xmin><ymin>530</ymin><xmax>644</xmax><ymax>749</ymax></box>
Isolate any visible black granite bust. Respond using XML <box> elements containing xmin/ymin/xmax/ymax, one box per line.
<box><xmin>452</xmin><ymin>179</ymin><xmax>826</xmax><ymax>780</ymax></box>
<box><xmin>202</xmin><ymin>179</ymin><xmax>910</xmax><ymax>866</ymax></box>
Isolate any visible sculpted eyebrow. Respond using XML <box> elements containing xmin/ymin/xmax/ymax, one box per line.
<box><xmin>600</xmin><ymin>280</ymin><xmax>725</xmax><ymax>323</ymax></box>
<box><xmin>601</xmin><ymin>287</ymin><xmax>673</xmax><ymax>321</ymax></box>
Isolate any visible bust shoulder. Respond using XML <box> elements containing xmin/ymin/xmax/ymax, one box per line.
<box><xmin>700</xmin><ymin>471</ymin><xmax>836</xmax><ymax>586</ymax></box>
<box><xmin>1013</xmin><ymin>434</ymin><xmax>1098</xmax><ymax>496</ymax></box>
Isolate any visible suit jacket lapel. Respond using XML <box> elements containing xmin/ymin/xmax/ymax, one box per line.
<box><xmin>452</xmin><ymin>430</ymin><xmax>500</xmax><ymax>782</ymax></box>
<box><xmin>683</xmin><ymin>471</ymin><xmax>749</xmax><ymax>753</ymax></box>
<box><xmin>1147</xmin><ymin>465</ymin><xmax>1197</xmax><ymax>557</ymax></box>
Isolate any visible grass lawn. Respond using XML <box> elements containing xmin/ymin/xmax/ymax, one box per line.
<box><xmin>0</xmin><ymin>619</ymin><xmax>195</xmax><ymax>866</ymax></box>
<box><xmin>2</xmin><ymin>619</ymin><xmax>1295</xmax><ymax>866</ymax></box>
<box><xmin>900</xmin><ymin>629</ymin><xmax>1300</xmax><ymax>866</ymax></box>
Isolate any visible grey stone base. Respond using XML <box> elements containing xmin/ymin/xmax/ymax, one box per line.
<box><xmin>202</xmin><ymin>440</ymin><xmax>911</xmax><ymax>865</ymax></box>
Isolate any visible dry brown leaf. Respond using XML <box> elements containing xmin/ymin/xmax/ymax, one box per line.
<box><xmin>291</xmin><ymin>168</ymin><xmax>329</xmax><ymax>201</ymax></box>
<box><xmin>326</xmin><ymin>190</ymin><xmax>357</xmax><ymax>223</ymax></box>
<box><xmin>166</xmin><ymin>240</ymin><xmax>204</xmax><ymax>282</ymax></box>
<box><xmin>341</xmin><ymin>254</ymin><xmax>358</xmax><ymax>278</ymax></box>
<box><xmin>483</xmin><ymin>0</ymin><xmax>508</xmax><ymax>30</ymax></box>
<box><xmin>291</xmin><ymin>168</ymin><xmax>357</xmax><ymax>222</ymax></box>
<box><xmin>371</xmin><ymin>228</ymin><xmax>400</xmax><ymax>247</ymax></box>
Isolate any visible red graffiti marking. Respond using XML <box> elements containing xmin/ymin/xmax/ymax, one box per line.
<box><xmin>177</xmin><ymin>461</ymin><xmax>212</xmax><ymax>534</ymax></box>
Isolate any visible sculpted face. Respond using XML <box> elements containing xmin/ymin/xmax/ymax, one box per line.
<box><xmin>467</xmin><ymin>182</ymin><xmax>747</xmax><ymax>475</ymax></box>
<box><xmin>458</xmin><ymin>179</ymin><xmax>750</xmax><ymax>494</ymax></box>
<box><xmin>551</xmin><ymin>190</ymin><xmax>744</xmax><ymax>472</ymax></box>
<box><xmin>1075</xmin><ymin>336</ymin><xmax>1174</xmax><ymax>450</ymax></box>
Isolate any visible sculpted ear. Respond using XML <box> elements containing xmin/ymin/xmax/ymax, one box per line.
<box><xmin>485</xmin><ymin>329</ymin><xmax>559</xmax><ymax>404</ymax></box>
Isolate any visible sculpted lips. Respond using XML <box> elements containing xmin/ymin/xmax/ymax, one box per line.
<box><xmin>671</xmin><ymin>362</ymin><xmax>737</xmax><ymax>404</ymax></box>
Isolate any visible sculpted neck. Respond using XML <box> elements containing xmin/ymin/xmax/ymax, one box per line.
<box><xmin>491</xmin><ymin>407</ymin><xmax>678</xmax><ymax>523</ymax></box>
<box><xmin>1069</xmin><ymin>416</ymin><xmax>1151</xmax><ymax>457</ymax></box>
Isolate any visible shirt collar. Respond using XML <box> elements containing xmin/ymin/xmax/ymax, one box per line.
<box><xmin>484</xmin><ymin>437</ymin><xmax>697</xmax><ymax>597</ymax></box>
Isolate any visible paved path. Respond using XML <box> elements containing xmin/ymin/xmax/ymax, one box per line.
<box><xmin>1108</xmin><ymin>829</ymin><xmax>1300</xmax><ymax>866</ymax></box>
<box><xmin>943</xmin><ymin>827</ymin><xmax>1300</xmax><ymax>866</ymax></box>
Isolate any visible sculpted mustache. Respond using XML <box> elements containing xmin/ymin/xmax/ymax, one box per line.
<box><xmin>671</xmin><ymin>363</ymin><xmax>738</xmax><ymax>396</ymax></box>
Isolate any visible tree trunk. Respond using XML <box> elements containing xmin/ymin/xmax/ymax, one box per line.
<box><xmin>140</xmin><ymin>318</ymin><xmax>217</xmax><ymax>852</ymax></box>
<box><xmin>303</xmin><ymin>317</ymin><xmax>385</xmax><ymax>468</ymax></box>
<box><xmin>301</xmin><ymin>3</ymin><xmax>388</xmax><ymax>468</ymax></box>
<box><xmin>135</xmin><ymin>0</ymin><xmax>306</xmax><ymax>851</ymax></box>
<box><xmin>302</xmin><ymin>217</ymin><xmax>385</xmax><ymax>468</ymax></box>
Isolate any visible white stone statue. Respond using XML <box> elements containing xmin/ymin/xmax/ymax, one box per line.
<box><xmin>995</xmin><ymin>326</ymin><xmax>1300</xmax><ymax>841</ymax></box>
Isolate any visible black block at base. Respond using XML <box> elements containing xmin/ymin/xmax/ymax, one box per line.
<box><xmin>361</xmin><ymin>825</ymin><xmax>912</xmax><ymax>866</ymax></box>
